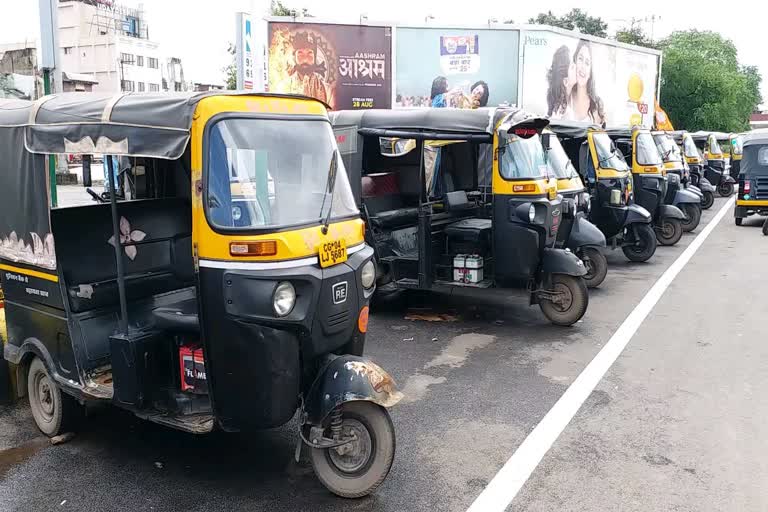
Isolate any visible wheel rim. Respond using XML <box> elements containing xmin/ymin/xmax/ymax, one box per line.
<box><xmin>33</xmin><ymin>372</ymin><xmax>55</xmax><ymax>421</ymax></box>
<box><xmin>547</xmin><ymin>281</ymin><xmax>574</xmax><ymax>313</ymax></box>
<box><xmin>662</xmin><ymin>222</ymin><xmax>675</xmax><ymax>238</ymax></box>
<box><xmin>327</xmin><ymin>418</ymin><xmax>374</xmax><ymax>474</ymax></box>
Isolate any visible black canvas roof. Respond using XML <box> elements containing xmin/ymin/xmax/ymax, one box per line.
<box><xmin>743</xmin><ymin>130</ymin><xmax>768</xmax><ymax>147</ymax></box>
<box><xmin>547</xmin><ymin>119</ymin><xmax>600</xmax><ymax>138</ymax></box>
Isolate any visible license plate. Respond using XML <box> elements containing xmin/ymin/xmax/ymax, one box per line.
<box><xmin>319</xmin><ymin>238</ymin><xmax>347</xmax><ymax>268</ymax></box>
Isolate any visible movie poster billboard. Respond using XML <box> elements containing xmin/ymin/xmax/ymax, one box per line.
<box><xmin>395</xmin><ymin>28</ymin><xmax>519</xmax><ymax>108</ymax></box>
<box><xmin>267</xmin><ymin>22</ymin><xmax>392</xmax><ymax>110</ymax></box>
<box><xmin>520</xmin><ymin>30</ymin><xmax>660</xmax><ymax>128</ymax></box>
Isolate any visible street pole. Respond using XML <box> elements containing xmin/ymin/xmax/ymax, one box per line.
<box><xmin>39</xmin><ymin>0</ymin><xmax>59</xmax><ymax>208</ymax></box>
<box><xmin>42</xmin><ymin>70</ymin><xmax>58</xmax><ymax>208</ymax></box>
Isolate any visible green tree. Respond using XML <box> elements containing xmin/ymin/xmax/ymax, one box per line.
<box><xmin>658</xmin><ymin>30</ymin><xmax>762</xmax><ymax>132</ymax></box>
<box><xmin>615</xmin><ymin>26</ymin><xmax>656</xmax><ymax>48</ymax></box>
<box><xmin>528</xmin><ymin>9</ymin><xmax>608</xmax><ymax>37</ymax></box>
<box><xmin>270</xmin><ymin>0</ymin><xmax>310</xmax><ymax>17</ymax></box>
<box><xmin>223</xmin><ymin>43</ymin><xmax>237</xmax><ymax>90</ymax></box>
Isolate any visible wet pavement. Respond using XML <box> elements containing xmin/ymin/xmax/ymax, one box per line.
<box><xmin>2</xmin><ymin>197</ymin><xmax>765</xmax><ymax>511</ymax></box>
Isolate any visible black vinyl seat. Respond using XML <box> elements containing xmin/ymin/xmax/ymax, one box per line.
<box><xmin>445</xmin><ymin>218</ymin><xmax>492</xmax><ymax>255</ymax></box>
<box><xmin>153</xmin><ymin>299</ymin><xmax>199</xmax><ymax>333</ymax></box>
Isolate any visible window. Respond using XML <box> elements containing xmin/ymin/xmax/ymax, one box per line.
<box><xmin>121</xmin><ymin>80</ymin><xmax>135</xmax><ymax>92</ymax></box>
<box><xmin>206</xmin><ymin>118</ymin><xmax>357</xmax><ymax>230</ymax></box>
<box><xmin>499</xmin><ymin>134</ymin><xmax>548</xmax><ymax>180</ymax></box>
<box><xmin>758</xmin><ymin>147</ymin><xmax>768</xmax><ymax>167</ymax></box>
<box><xmin>592</xmin><ymin>133</ymin><xmax>629</xmax><ymax>171</ymax></box>
<box><xmin>136</xmin><ymin>55</ymin><xmax>144</xmax><ymax>67</ymax></box>
<box><xmin>138</xmin><ymin>82</ymin><xmax>145</xmax><ymax>92</ymax></box>
<box><xmin>63</xmin><ymin>47</ymin><xmax>73</xmax><ymax>55</ymax></box>
<box><xmin>683</xmin><ymin>135</ymin><xmax>699</xmax><ymax>159</ymax></box>
<box><xmin>148</xmin><ymin>57</ymin><xmax>158</xmax><ymax>69</ymax></box>
<box><xmin>148</xmin><ymin>83</ymin><xmax>160</xmax><ymax>92</ymax></box>
<box><xmin>635</xmin><ymin>132</ymin><xmax>662</xmax><ymax>166</ymax></box>
<box><xmin>120</xmin><ymin>52</ymin><xmax>135</xmax><ymax>65</ymax></box>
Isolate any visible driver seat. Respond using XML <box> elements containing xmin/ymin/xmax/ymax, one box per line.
<box><xmin>153</xmin><ymin>299</ymin><xmax>199</xmax><ymax>334</ymax></box>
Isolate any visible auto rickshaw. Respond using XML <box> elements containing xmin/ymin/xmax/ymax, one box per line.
<box><xmin>691</xmin><ymin>131</ymin><xmax>735</xmax><ymax>196</ymax></box>
<box><xmin>331</xmin><ymin>108</ymin><xmax>590</xmax><ymax>326</ymax></box>
<box><xmin>671</xmin><ymin>131</ymin><xmax>716</xmax><ymax>209</ymax></box>
<box><xmin>651</xmin><ymin>131</ymin><xmax>703</xmax><ymax>232</ymax></box>
<box><xmin>734</xmin><ymin>130</ymin><xmax>768</xmax><ymax>226</ymax></box>
<box><xmin>542</xmin><ymin>126</ymin><xmax>608</xmax><ymax>288</ymax></box>
<box><xmin>0</xmin><ymin>93</ymin><xmax>401</xmax><ymax>498</ymax></box>
<box><xmin>550</xmin><ymin>122</ymin><xmax>657</xmax><ymax>263</ymax></box>
<box><xmin>728</xmin><ymin>133</ymin><xmax>744</xmax><ymax>181</ymax></box>
<box><xmin>607</xmin><ymin>127</ymin><xmax>687</xmax><ymax>246</ymax></box>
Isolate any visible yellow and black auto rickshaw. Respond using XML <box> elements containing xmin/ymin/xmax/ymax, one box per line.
<box><xmin>734</xmin><ymin>130</ymin><xmax>768</xmax><ymax>226</ymax></box>
<box><xmin>651</xmin><ymin>131</ymin><xmax>703</xmax><ymax>232</ymax></box>
<box><xmin>331</xmin><ymin>108</ymin><xmax>591</xmax><ymax>326</ymax></box>
<box><xmin>671</xmin><ymin>131</ymin><xmax>716</xmax><ymax>209</ymax></box>
<box><xmin>0</xmin><ymin>93</ymin><xmax>401</xmax><ymax>498</ymax></box>
<box><xmin>550</xmin><ymin>122</ymin><xmax>657</xmax><ymax>263</ymax></box>
<box><xmin>691</xmin><ymin>131</ymin><xmax>736</xmax><ymax>197</ymax></box>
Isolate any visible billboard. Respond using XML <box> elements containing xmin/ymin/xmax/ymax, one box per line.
<box><xmin>395</xmin><ymin>28</ymin><xmax>520</xmax><ymax>108</ymax></box>
<box><xmin>268</xmin><ymin>22</ymin><xmax>392</xmax><ymax>110</ymax></box>
<box><xmin>520</xmin><ymin>30</ymin><xmax>659</xmax><ymax>128</ymax></box>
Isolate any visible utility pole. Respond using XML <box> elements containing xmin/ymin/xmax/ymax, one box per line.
<box><xmin>38</xmin><ymin>0</ymin><xmax>60</xmax><ymax>207</ymax></box>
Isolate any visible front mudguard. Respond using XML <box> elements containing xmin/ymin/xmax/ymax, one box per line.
<box><xmin>304</xmin><ymin>355</ymin><xmax>403</xmax><ymax>425</ymax></box>
<box><xmin>684</xmin><ymin>185</ymin><xmax>703</xmax><ymax>199</ymax></box>
<box><xmin>540</xmin><ymin>247</ymin><xmax>587</xmax><ymax>277</ymax></box>
<box><xmin>659</xmin><ymin>204</ymin><xmax>685</xmax><ymax>221</ymax></box>
<box><xmin>699</xmin><ymin>178</ymin><xmax>714</xmax><ymax>191</ymax></box>
<box><xmin>565</xmin><ymin>213</ymin><xmax>607</xmax><ymax>252</ymax></box>
<box><xmin>625</xmin><ymin>203</ymin><xmax>653</xmax><ymax>226</ymax></box>
<box><xmin>722</xmin><ymin>174</ymin><xmax>736</xmax><ymax>185</ymax></box>
<box><xmin>675</xmin><ymin>188</ymin><xmax>702</xmax><ymax>205</ymax></box>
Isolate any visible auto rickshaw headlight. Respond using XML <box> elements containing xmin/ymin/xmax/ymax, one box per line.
<box><xmin>273</xmin><ymin>282</ymin><xmax>296</xmax><ymax>317</ymax></box>
<box><xmin>361</xmin><ymin>260</ymin><xmax>376</xmax><ymax>289</ymax></box>
<box><xmin>528</xmin><ymin>204</ymin><xmax>536</xmax><ymax>222</ymax></box>
<box><xmin>610</xmin><ymin>189</ymin><xmax>622</xmax><ymax>206</ymax></box>
<box><xmin>580</xmin><ymin>192</ymin><xmax>591</xmax><ymax>212</ymax></box>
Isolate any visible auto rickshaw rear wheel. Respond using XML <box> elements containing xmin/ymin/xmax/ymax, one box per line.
<box><xmin>580</xmin><ymin>247</ymin><xmax>608</xmax><ymax>288</ymax></box>
<box><xmin>679</xmin><ymin>204</ymin><xmax>702</xmax><ymax>232</ymax></box>
<box><xmin>762</xmin><ymin>218</ymin><xmax>768</xmax><ymax>235</ymax></box>
<box><xmin>622</xmin><ymin>224</ymin><xmax>657</xmax><ymax>262</ymax></box>
<box><xmin>735</xmin><ymin>217</ymin><xmax>743</xmax><ymax>226</ymax></box>
<box><xmin>538</xmin><ymin>274</ymin><xmax>589</xmax><ymax>326</ymax></box>
<box><xmin>701</xmin><ymin>191</ymin><xmax>715</xmax><ymax>209</ymax></box>
<box><xmin>656</xmin><ymin>218</ymin><xmax>683</xmax><ymax>246</ymax></box>
<box><xmin>717</xmin><ymin>182</ymin><xmax>733</xmax><ymax>197</ymax></box>
<box><xmin>27</xmin><ymin>357</ymin><xmax>80</xmax><ymax>437</ymax></box>
<box><xmin>310</xmin><ymin>401</ymin><xmax>395</xmax><ymax>498</ymax></box>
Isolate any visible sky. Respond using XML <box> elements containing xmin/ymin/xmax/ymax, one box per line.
<box><xmin>1</xmin><ymin>0</ymin><xmax>766</xmax><ymax>104</ymax></box>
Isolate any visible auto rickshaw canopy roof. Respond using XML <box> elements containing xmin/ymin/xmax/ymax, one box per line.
<box><xmin>546</xmin><ymin>120</ymin><xmax>601</xmax><ymax>139</ymax></box>
<box><xmin>743</xmin><ymin>129</ymin><xmax>768</xmax><ymax>147</ymax></box>
<box><xmin>0</xmin><ymin>91</ymin><xmax>325</xmax><ymax>161</ymax></box>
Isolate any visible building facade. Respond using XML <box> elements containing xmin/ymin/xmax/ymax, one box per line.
<box><xmin>57</xmin><ymin>0</ymin><xmax>162</xmax><ymax>93</ymax></box>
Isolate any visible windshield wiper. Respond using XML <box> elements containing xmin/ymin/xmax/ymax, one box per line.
<box><xmin>320</xmin><ymin>149</ymin><xmax>339</xmax><ymax>235</ymax></box>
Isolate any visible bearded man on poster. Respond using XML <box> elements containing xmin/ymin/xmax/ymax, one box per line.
<box><xmin>288</xmin><ymin>32</ymin><xmax>330</xmax><ymax>106</ymax></box>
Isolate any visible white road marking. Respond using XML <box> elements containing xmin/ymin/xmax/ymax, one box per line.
<box><xmin>466</xmin><ymin>197</ymin><xmax>735</xmax><ymax>512</ymax></box>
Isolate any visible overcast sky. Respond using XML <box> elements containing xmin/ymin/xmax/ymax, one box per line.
<box><xmin>2</xmin><ymin>0</ymin><xmax>766</xmax><ymax>104</ymax></box>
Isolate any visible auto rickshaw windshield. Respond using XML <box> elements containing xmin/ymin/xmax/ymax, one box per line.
<box><xmin>499</xmin><ymin>134</ymin><xmax>548</xmax><ymax>180</ymax></box>
<box><xmin>653</xmin><ymin>134</ymin><xmax>682</xmax><ymax>163</ymax></box>
<box><xmin>593</xmin><ymin>132</ymin><xmax>629</xmax><ymax>171</ymax></box>
<box><xmin>546</xmin><ymin>134</ymin><xmax>578</xmax><ymax>179</ymax></box>
<box><xmin>635</xmin><ymin>132</ymin><xmax>663</xmax><ymax>166</ymax></box>
<box><xmin>683</xmin><ymin>135</ymin><xmax>699</xmax><ymax>158</ymax></box>
<box><xmin>206</xmin><ymin>118</ymin><xmax>358</xmax><ymax>230</ymax></box>
<box><xmin>732</xmin><ymin>136</ymin><xmax>744</xmax><ymax>155</ymax></box>
<box><xmin>708</xmin><ymin>137</ymin><xmax>723</xmax><ymax>156</ymax></box>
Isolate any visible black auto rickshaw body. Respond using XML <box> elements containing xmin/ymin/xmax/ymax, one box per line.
<box><xmin>607</xmin><ymin>127</ymin><xmax>686</xmax><ymax>246</ymax></box>
<box><xmin>0</xmin><ymin>93</ymin><xmax>401</xmax><ymax>498</ymax></box>
<box><xmin>542</xmin><ymin>125</ymin><xmax>608</xmax><ymax>288</ymax></box>
<box><xmin>652</xmin><ymin>131</ymin><xmax>703</xmax><ymax>232</ymax></box>
<box><xmin>550</xmin><ymin>122</ymin><xmax>657</xmax><ymax>263</ymax></box>
<box><xmin>330</xmin><ymin>108</ymin><xmax>589</xmax><ymax>327</ymax></box>
<box><xmin>672</xmin><ymin>131</ymin><xmax>716</xmax><ymax>209</ymax></box>
<box><xmin>734</xmin><ymin>130</ymin><xmax>768</xmax><ymax>225</ymax></box>
<box><xmin>691</xmin><ymin>131</ymin><xmax>735</xmax><ymax>197</ymax></box>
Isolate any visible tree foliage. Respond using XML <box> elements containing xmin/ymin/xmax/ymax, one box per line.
<box><xmin>223</xmin><ymin>43</ymin><xmax>237</xmax><ymax>90</ymax></box>
<box><xmin>615</xmin><ymin>26</ymin><xmax>656</xmax><ymax>49</ymax></box>
<box><xmin>270</xmin><ymin>0</ymin><xmax>310</xmax><ymax>17</ymax></box>
<box><xmin>658</xmin><ymin>30</ymin><xmax>762</xmax><ymax>132</ymax></box>
<box><xmin>528</xmin><ymin>9</ymin><xmax>608</xmax><ymax>37</ymax></box>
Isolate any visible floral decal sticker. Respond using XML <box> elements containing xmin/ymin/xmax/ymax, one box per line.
<box><xmin>0</xmin><ymin>231</ymin><xmax>56</xmax><ymax>270</ymax></box>
<box><xmin>108</xmin><ymin>216</ymin><xmax>146</xmax><ymax>261</ymax></box>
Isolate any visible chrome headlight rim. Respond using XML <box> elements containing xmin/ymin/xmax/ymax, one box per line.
<box><xmin>273</xmin><ymin>281</ymin><xmax>296</xmax><ymax>317</ymax></box>
<box><xmin>361</xmin><ymin>260</ymin><xmax>376</xmax><ymax>289</ymax></box>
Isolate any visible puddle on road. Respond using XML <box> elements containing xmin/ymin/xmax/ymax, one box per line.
<box><xmin>0</xmin><ymin>437</ymin><xmax>48</xmax><ymax>479</ymax></box>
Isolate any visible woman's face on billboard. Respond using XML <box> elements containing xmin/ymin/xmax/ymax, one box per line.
<box><xmin>575</xmin><ymin>45</ymin><xmax>591</xmax><ymax>87</ymax></box>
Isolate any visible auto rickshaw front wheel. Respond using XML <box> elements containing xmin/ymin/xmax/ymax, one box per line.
<box><xmin>717</xmin><ymin>182</ymin><xmax>734</xmax><ymax>197</ymax></box>
<box><xmin>310</xmin><ymin>401</ymin><xmax>396</xmax><ymax>498</ymax></box>
<box><xmin>701</xmin><ymin>191</ymin><xmax>715</xmax><ymax>209</ymax></box>
<box><xmin>27</xmin><ymin>357</ymin><xmax>81</xmax><ymax>437</ymax></box>
<box><xmin>580</xmin><ymin>247</ymin><xmax>608</xmax><ymax>288</ymax></box>
<box><xmin>656</xmin><ymin>218</ymin><xmax>684</xmax><ymax>246</ymax></box>
<box><xmin>680</xmin><ymin>204</ymin><xmax>702</xmax><ymax>232</ymax></box>
<box><xmin>538</xmin><ymin>274</ymin><xmax>589</xmax><ymax>326</ymax></box>
<box><xmin>622</xmin><ymin>223</ymin><xmax>657</xmax><ymax>262</ymax></box>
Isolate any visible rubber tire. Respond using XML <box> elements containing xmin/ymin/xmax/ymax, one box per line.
<box><xmin>622</xmin><ymin>223</ymin><xmax>657</xmax><ymax>263</ymax></box>
<box><xmin>763</xmin><ymin>219</ymin><xmax>768</xmax><ymax>235</ymax></box>
<box><xmin>680</xmin><ymin>203</ymin><xmax>702</xmax><ymax>232</ymax></box>
<box><xmin>701</xmin><ymin>191</ymin><xmax>715</xmax><ymax>210</ymax></box>
<box><xmin>27</xmin><ymin>358</ymin><xmax>79</xmax><ymax>437</ymax></box>
<box><xmin>538</xmin><ymin>274</ymin><xmax>589</xmax><ymax>327</ymax></box>
<box><xmin>717</xmin><ymin>182</ymin><xmax>733</xmax><ymax>197</ymax></box>
<box><xmin>310</xmin><ymin>402</ymin><xmax>396</xmax><ymax>498</ymax></box>
<box><xmin>735</xmin><ymin>217</ymin><xmax>743</xmax><ymax>226</ymax></box>
<box><xmin>656</xmin><ymin>218</ymin><xmax>683</xmax><ymax>246</ymax></box>
<box><xmin>580</xmin><ymin>247</ymin><xmax>608</xmax><ymax>289</ymax></box>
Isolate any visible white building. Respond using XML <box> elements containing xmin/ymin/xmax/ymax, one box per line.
<box><xmin>57</xmin><ymin>0</ymin><xmax>162</xmax><ymax>93</ymax></box>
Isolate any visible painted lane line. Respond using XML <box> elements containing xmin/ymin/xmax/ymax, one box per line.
<box><xmin>467</xmin><ymin>197</ymin><xmax>735</xmax><ymax>512</ymax></box>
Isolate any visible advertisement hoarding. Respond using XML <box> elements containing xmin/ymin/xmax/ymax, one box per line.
<box><xmin>520</xmin><ymin>30</ymin><xmax>659</xmax><ymax>128</ymax></box>
<box><xmin>395</xmin><ymin>27</ymin><xmax>520</xmax><ymax>108</ymax></box>
<box><xmin>267</xmin><ymin>22</ymin><xmax>392</xmax><ymax>110</ymax></box>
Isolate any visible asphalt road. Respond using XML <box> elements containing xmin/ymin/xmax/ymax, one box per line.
<box><xmin>1</xmin><ymin>195</ymin><xmax>765</xmax><ymax>512</ymax></box>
